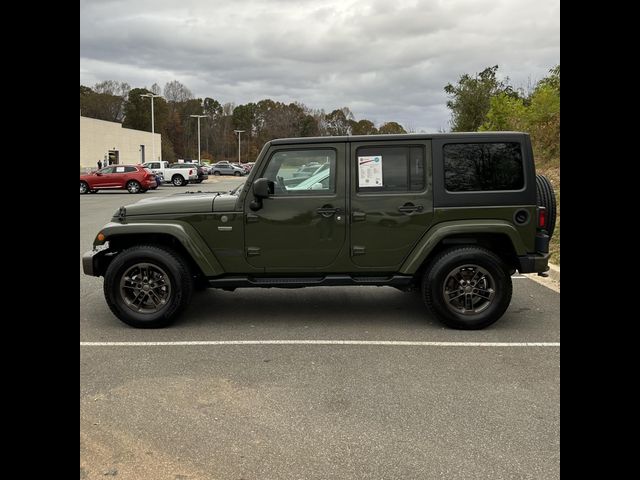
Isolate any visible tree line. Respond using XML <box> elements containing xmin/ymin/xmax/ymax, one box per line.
<box><xmin>80</xmin><ymin>65</ymin><xmax>559</xmax><ymax>165</ymax></box>
<box><xmin>444</xmin><ymin>64</ymin><xmax>560</xmax><ymax>165</ymax></box>
<box><xmin>80</xmin><ymin>80</ymin><xmax>407</xmax><ymax>163</ymax></box>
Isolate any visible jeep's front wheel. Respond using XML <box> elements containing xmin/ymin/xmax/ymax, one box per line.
<box><xmin>422</xmin><ymin>246</ymin><xmax>512</xmax><ymax>330</ymax></box>
<box><xmin>103</xmin><ymin>245</ymin><xmax>193</xmax><ymax>328</ymax></box>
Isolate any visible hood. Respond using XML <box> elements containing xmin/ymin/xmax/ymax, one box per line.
<box><xmin>120</xmin><ymin>192</ymin><xmax>218</xmax><ymax>216</ymax></box>
<box><xmin>116</xmin><ymin>191</ymin><xmax>241</xmax><ymax>217</ymax></box>
<box><xmin>213</xmin><ymin>194</ymin><xmax>240</xmax><ymax>211</ymax></box>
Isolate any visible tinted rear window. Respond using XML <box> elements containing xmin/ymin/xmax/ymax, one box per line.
<box><xmin>443</xmin><ymin>142</ymin><xmax>524</xmax><ymax>192</ymax></box>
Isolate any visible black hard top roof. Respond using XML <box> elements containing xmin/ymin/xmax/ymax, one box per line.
<box><xmin>269</xmin><ymin>132</ymin><xmax>527</xmax><ymax>146</ymax></box>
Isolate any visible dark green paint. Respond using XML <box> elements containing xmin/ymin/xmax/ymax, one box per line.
<box><xmin>90</xmin><ymin>133</ymin><xmax>544</xmax><ymax>279</ymax></box>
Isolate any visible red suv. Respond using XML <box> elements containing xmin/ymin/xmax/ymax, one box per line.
<box><xmin>80</xmin><ymin>165</ymin><xmax>157</xmax><ymax>194</ymax></box>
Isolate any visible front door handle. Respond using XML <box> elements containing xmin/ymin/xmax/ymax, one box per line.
<box><xmin>398</xmin><ymin>203</ymin><xmax>424</xmax><ymax>214</ymax></box>
<box><xmin>316</xmin><ymin>206</ymin><xmax>342</xmax><ymax>218</ymax></box>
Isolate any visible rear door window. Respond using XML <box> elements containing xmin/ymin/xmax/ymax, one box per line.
<box><xmin>355</xmin><ymin>146</ymin><xmax>425</xmax><ymax>193</ymax></box>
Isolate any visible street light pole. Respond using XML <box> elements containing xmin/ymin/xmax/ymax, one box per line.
<box><xmin>190</xmin><ymin>115</ymin><xmax>207</xmax><ymax>163</ymax></box>
<box><xmin>234</xmin><ymin>129</ymin><xmax>245</xmax><ymax>165</ymax></box>
<box><xmin>140</xmin><ymin>93</ymin><xmax>162</xmax><ymax>162</ymax></box>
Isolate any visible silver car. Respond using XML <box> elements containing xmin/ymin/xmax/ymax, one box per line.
<box><xmin>210</xmin><ymin>162</ymin><xmax>245</xmax><ymax>176</ymax></box>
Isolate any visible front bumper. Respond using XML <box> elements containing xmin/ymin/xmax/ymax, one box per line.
<box><xmin>82</xmin><ymin>250</ymin><xmax>98</xmax><ymax>276</ymax></box>
<box><xmin>82</xmin><ymin>248</ymin><xmax>113</xmax><ymax>277</ymax></box>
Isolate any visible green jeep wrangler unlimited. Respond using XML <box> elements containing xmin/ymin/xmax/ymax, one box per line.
<box><xmin>83</xmin><ymin>132</ymin><xmax>556</xmax><ymax>330</ymax></box>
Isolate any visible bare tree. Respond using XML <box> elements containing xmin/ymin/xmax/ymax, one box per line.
<box><xmin>163</xmin><ymin>80</ymin><xmax>193</xmax><ymax>103</ymax></box>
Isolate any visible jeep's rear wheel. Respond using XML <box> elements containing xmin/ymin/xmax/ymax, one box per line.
<box><xmin>104</xmin><ymin>245</ymin><xmax>193</xmax><ymax>328</ymax></box>
<box><xmin>535</xmin><ymin>174</ymin><xmax>557</xmax><ymax>237</ymax></box>
<box><xmin>422</xmin><ymin>246</ymin><xmax>512</xmax><ymax>329</ymax></box>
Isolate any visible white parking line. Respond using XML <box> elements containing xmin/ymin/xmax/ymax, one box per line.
<box><xmin>80</xmin><ymin>340</ymin><xmax>559</xmax><ymax>347</ymax></box>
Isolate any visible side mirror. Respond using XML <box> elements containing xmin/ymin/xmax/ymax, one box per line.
<box><xmin>252</xmin><ymin>178</ymin><xmax>274</xmax><ymax>198</ymax></box>
<box><xmin>95</xmin><ymin>172</ymin><xmax>103</xmax><ymax>176</ymax></box>
<box><xmin>250</xmin><ymin>178</ymin><xmax>274</xmax><ymax>211</ymax></box>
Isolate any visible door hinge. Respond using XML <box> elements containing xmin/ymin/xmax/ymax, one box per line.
<box><xmin>247</xmin><ymin>247</ymin><xmax>261</xmax><ymax>256</ymax></box>
<box><xmin>352</xmin><ymin>246</ymin><xmax>366</xmax><ymax>256</ymax></box>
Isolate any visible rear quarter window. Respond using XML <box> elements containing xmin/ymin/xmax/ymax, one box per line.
<box><xmin>443</xmin><ymin>142</ymin><xmax>524</xmax><ymax>192</ymax></box>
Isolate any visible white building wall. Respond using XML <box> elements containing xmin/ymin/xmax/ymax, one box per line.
<box><xmin>80</xmin><ymin>116</ymin><xmax>161</xmax><ymax>169</ymax></box>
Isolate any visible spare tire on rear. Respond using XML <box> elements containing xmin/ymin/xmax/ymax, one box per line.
<box><xmin>535</xmin><ymin>174</ymin><xmax>557</xmax><ymax>237</ymax></box>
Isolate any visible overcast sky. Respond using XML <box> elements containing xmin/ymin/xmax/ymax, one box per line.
<box><xmin>80</xmin><ymin>0</ymin><xmax>559</xmax><ymax>133</ymax></box>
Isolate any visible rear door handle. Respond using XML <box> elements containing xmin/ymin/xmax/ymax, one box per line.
<box><xmin>316</xmin><ymin>206</ymin><xmax>342</xmax><ymax>218</ymax></box>
<box><xmin>398</xmin><ymin>203</ymin><xmax>424</xmax><ymax>214</ymax></box>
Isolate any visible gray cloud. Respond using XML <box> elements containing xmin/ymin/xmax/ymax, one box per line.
<box><xmin>80</xmin><ymin>0</ymin><xmax>559</xmax><ymax>132</ymax></box>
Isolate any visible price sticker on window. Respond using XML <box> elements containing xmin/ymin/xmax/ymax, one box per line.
<box><xmin>358</xmin><ymin>156</ymin><xmax>383</xmax><ymax>187</ymax></box>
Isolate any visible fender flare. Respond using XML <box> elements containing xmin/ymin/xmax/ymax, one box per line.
<box><xmin>94</xmin><ymin>221</ymin><xmax>224</xmax><ymax>277</ymax></box>
<box><xmin>399</xmin><ymin>220</ymin><xmax>527</xmax><ymax>274</ymax></box>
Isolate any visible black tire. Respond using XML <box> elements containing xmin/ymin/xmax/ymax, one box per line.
<box><xmin>126</xmin><ymin>180</ymin><xmax>142</xmax><ymax>194</ymax></box>
<box><xmin>535</xmin><ymin>175</ymin><xmax>557</xmax><ymax>237</ymax></box>
<box><xmin>172</xmin><ymin>175</ymin><xmax>185</xmax><ymax>186</ymax></box>
<box><xmin>234</xmin><ymin>171</ymin><xmax>241</xmax><ymax>176</ymax></box>
<box><xmin>103</xmin><ymin>245</ymin><xmax>193</xmax><ymax>328</ymax></box>
<box><xmin>80</xmin><ymin>181</ymin><xmax>89</xmax><ymax>194</ymax></box>
<box><xmin>422</xmin><ymin>246</ymin><xmax>512</xmax><ymax>330</ymax></box>
<box><xmin>213</xmin><ymin>171</ymin><xmax>220</xmax><ymax>176</ymax></box>
<box><xmin>195</xmin><ymin>179</ymin><xmax>203</xmax><ymax>184</ymax></box>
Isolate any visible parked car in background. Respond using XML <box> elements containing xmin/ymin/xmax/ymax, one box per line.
<box><xmin>141</xmin><ymin>161</ymin><xmax>198</xmax><ymax>186</ymax></box>
<box><xmin>80</xmin><ymin>165</ymin><xmax>156</xmax><ymax>194</ymax></box>
<box><xmin>174</xmin><ymin>163</ymin><xmax>209</xmax><ymax>183</ymax></box>
<box><xmin>292</xmin><ymin>162</ymin><xmax>326</xmax><ymax>179</ymax></box>
<box><xmin>200</xmin><ymin>164</ymin><xmax>211</xmax><ymax>174</ymax></box>
<box><xmin>240</xmin><ymin>162</ymin><xmax>254</xmax><ymax>173</ymax></box>
<box><xmin>210</xmin><ymin>162</ymin><xmax>246</xmax><ymax>176</ymax></box>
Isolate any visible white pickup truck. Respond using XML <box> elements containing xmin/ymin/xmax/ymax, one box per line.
<box><xmin>141</xmin><ymin>161</ymin><xmax>198</xmax><ymax>186</ymax></box>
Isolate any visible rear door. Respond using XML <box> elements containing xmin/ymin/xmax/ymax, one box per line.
<box><xmin>244</xmin><ymin>143</ymin><xmax>347</xmax><ymax>271</ymax></box>
<box><xmin>349</xmin><ymin>140</ymin><xmax>434</xmax><ymax>269</ymax></box>
<box><xmin>112</xmin><ymin>166</ymin><xmax>128</xmax><ymax>187</ymax></box>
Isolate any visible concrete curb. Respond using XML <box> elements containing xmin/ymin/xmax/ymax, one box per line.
<box><xmin>547</xmin><ymin>263</ymin><xmax>560</xmax><ymax>283</ymax></box>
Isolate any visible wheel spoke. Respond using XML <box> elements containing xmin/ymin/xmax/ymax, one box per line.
<box><xmin>475</xmin><ymin>287</ymin><xmax>494</xmax><ymax>299</ymax></box>
<box><xmin>446</xmin><ymin>292</ymin><xmax>465</xmax><ymax>303</ymax></box>
<box><xmin>464</xmin><ymin>293</ymin><xmax>473</xmax><ymax>311</ymax></box>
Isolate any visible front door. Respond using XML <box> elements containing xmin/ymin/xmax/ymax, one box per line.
<box><xmin>349</xmin><ymin>140</ymin><xmax>434</xmax><ymax>269</ymax></box>
<box><xmin>93</xmin><ymin>166</ymin><xmax>116</xmax><ymax>188</ymax></box>
<box><xmin>244</xmin><ymin>143</ymin><xmax>347</xmax><ymax>271</ymax></box>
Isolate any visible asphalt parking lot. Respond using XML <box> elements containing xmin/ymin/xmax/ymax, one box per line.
<box><xmin>80</xmin><ymin>177</ymin><xmax>560</xmax><ymax>480</ymax></box>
